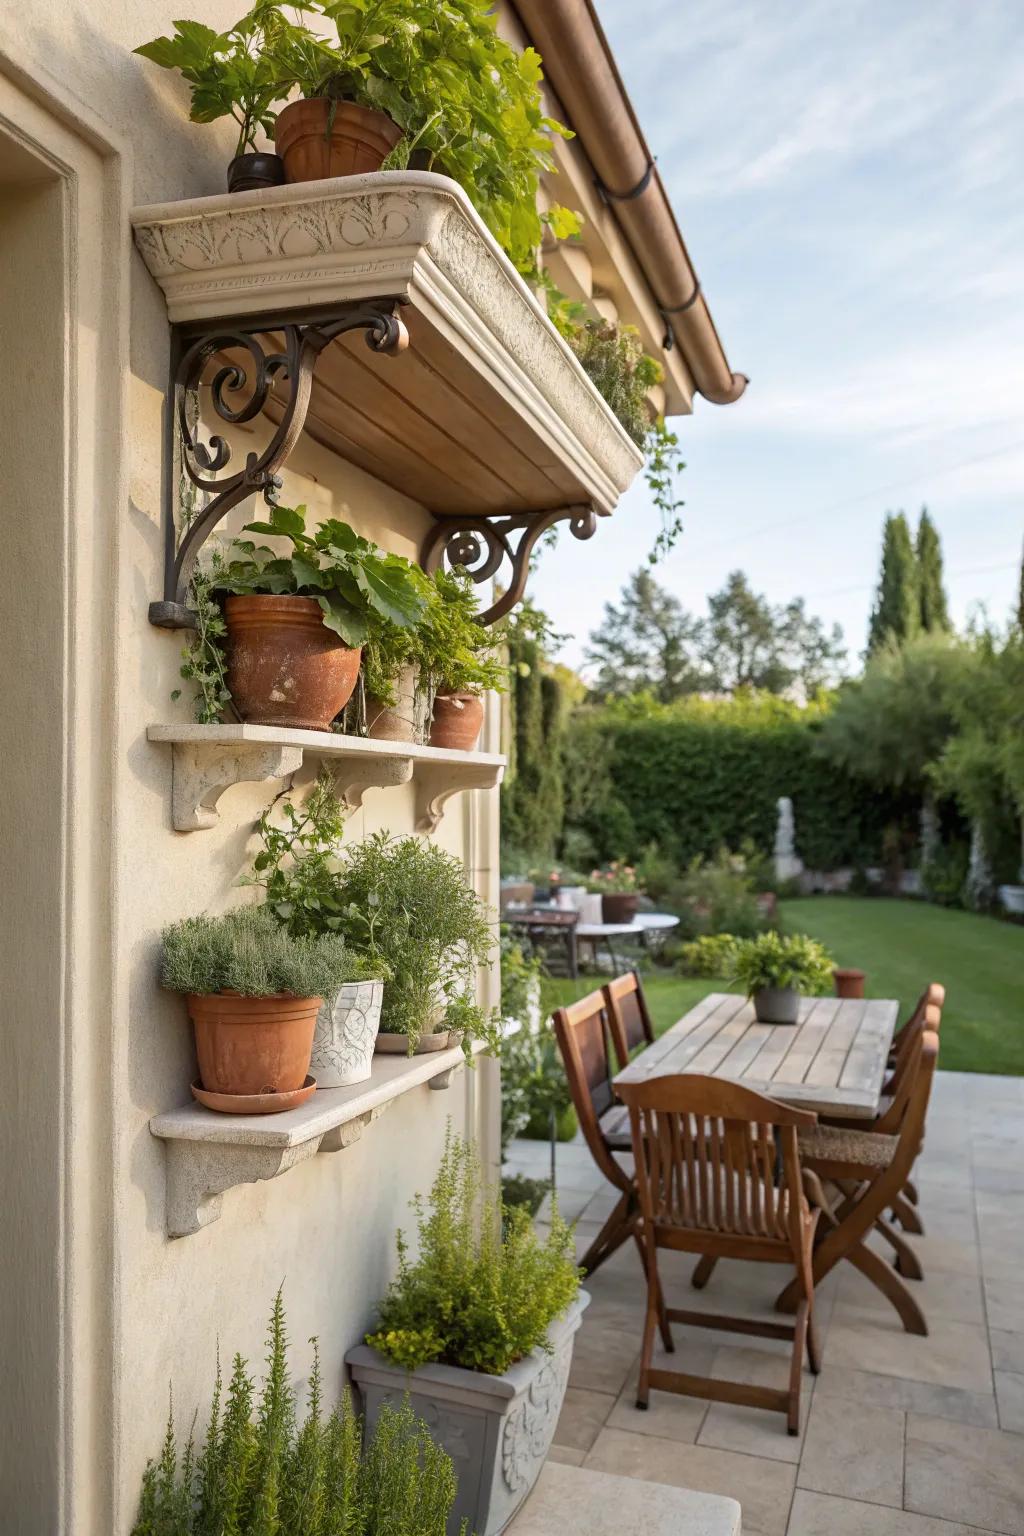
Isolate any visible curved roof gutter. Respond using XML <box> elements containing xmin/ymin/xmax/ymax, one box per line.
<box><xmin>511</xmin><ymin>0</ymin><xmax>747</xmax><ymax>406</ymax></box>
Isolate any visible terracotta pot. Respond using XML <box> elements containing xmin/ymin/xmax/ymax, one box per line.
<box><xmin>187</xmin><ymin>992</ymin><xmax>320</xmax><ymax>1097</ymax></box>
<box><xmin>274</xmin><ymin>98</ymin><xmax>402</xmax><ymax>183</ymax></box>
<box><xmin>430</xmin><ymin>691</ymin><xmax>484</xmax><ymax>751</ymax></box>
<box><xmin>191</xmin><ymin>1075</ymin><xmax>317</xmax><ymax>1115</ymax></box>
<box><xmin>224</xmin><ymin>595</ymin><xmax>361</xmax><ymax>730</ymax></box>
<box><xmin>602</xmin><ymin>892</ymin><xmax>638</xmax><ymax>925</ymax></box>
<box><xmin>834</xmin><ymin>967</ymin><xmax>866</xmax><ymax>1000</ymax></box>
<box><xmin>227</xmin><ymin>151</ymin><xmax>286</xmax><ymax>193</ymax></box>
<box><xmin>366</xmin><ymin>664</ymin><xmax>422</xmax><ymax>743</ymax></box>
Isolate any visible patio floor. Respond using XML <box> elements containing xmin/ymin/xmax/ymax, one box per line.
<box><xmin>507</xmin><ymin>1070</ymin><xmax>1024</xmax><ymax>1536</ymax></box>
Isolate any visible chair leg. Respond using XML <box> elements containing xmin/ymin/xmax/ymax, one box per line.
<box><xmin>891</xmin><ymin>1192</ymin><xmax>924</xmax><ymax>1235</ymax></box>
<box><xmin>788</xmin><ymin>1301</ymin><xmax>808</xmax><ymax>1435</ymax></box>
<box><xmin>875</xmin><ymin>1215</ymin><xmax>924</xmax><ymax>1281</ymax></box>
<box><xmin>579</xmin><ymin>1190</ymin><xmax>636</xmax><ymax>1278</ymax></box>
<box><xmin>806</xmin><ymin>1303</ymin><xmax>821</xmax><ymax>1375</ymax></box>
<box><xmin>905</xmin><ymin>1177</ymin><xmax>919</xmax><ymax>1205</ymax></box>
<box><xmin>691</xmin><ymin>1254</ymin><xmax>718</xmax><ymax>1290</ymax></box>
<box><xmin>634</xmin><ymin>1232</ymin><xmax>674</xmax><ymax>1353</ymax></box>
<box><xmin>847</xmin><ymin>1242</ymin><xmax>928</xmax><ymax>1335</ymax></box>
<box><xmin>636</xmin><ymin>1248</ymin><xmax>662</xmax><ymax>1410</ymax></box>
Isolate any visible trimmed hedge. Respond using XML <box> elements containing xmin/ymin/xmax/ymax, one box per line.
<box><xmin>560</xmin><ymin>695</ymin><xmax>921</xmax><ymax>872</ymax></box>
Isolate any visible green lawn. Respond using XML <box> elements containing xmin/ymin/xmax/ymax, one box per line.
<box><xmin>538</xmin><ymin>897</ymin><xmax>1024</xmax><ymax>1077</ymax></box>
<box><xmin>779</xmin><ymin>896</ymin><xmax>1024</xmax><ymax>1076</ymax></box>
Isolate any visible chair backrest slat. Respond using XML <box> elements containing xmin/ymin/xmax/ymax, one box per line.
<box><xmin>552</xmin><ymin>990</ymin><xmax>630</xmax><ymax>1192</ymax></box>
<box><xmin>603</xmin><ymin>970</ymin><xmax>656</xmax><ymax>1069</ymax></box>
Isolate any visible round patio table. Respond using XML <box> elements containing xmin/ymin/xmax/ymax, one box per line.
<box><xmin>575</xmin><ymin>912</ymin><xmax>680</xmax><ymax>971</ymax></box>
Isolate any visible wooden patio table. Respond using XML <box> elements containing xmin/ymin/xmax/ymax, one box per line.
<box><xmin>613</xmin><ymin>991</ymin><xmax>906</xmax><ymax>1322</ymax></box>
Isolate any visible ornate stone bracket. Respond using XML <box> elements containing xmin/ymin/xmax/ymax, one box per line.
<box><xmin>151</xmin><ymin>1043</ymin><xmax>475</xmax><ymax>1236</ymax></box>
<box><xmin>421</xmin><ymin>505</ymin><xmax>599</xmax><ymax>625</ymax></box>
<box><xmin>151</xmin><ymin>299</ymin><xmax>409</xmax><ymax>629</ymax></box>
<box><xmin>149</xmin><ymin>726</ymin><xmax>505</xmax><ymax>833</ymax></box>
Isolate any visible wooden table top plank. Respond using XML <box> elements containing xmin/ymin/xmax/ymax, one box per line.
<box><xmin>614</xmin><ymin>992</ymin><xmax>899</xmax><ymax>1120</ymax></box>
<box><xmin>623</xmin><ymin>993</ymin><xmax>746</xmax><ymax>1082</ymax></box>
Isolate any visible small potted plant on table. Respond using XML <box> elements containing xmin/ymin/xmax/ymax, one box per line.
<box><xmin>588</xmin><ymin>861</ymin><xmax>643</xmax><ymax>924</ymax></box>
<box><xmin>347</xmin><ymin>1131</ymin><xmax>587</xmax><ymax>1536</ymax></box>
<box><xmin>730</xmin><ymin>930</ymin><xmax>835</xmax><ymax>1025</ymax></box>
<box><xmin>208</xmin><ymin>503</ymin><xmax>426</xmax><ymax>730</ymax></box>
<box><xmin>161</xmin><ymin>904</ymin><xmax>364</xmax><ymax>1112</ymax></box>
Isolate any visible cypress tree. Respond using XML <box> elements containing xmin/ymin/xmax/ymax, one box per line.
<box><xmin>867</xmin><ymin>512</ymin><xmax>920</xmax><ymax>653</ymax></box>
<box><xmin>916</xmin><ymin>507</ymin><xmax>951</xmax><ymax>633</ymax></box>
<box><xmin>1016</xmin><ymin>538</ymin><xmax>1024</xmax><ymax>632</ymax></box>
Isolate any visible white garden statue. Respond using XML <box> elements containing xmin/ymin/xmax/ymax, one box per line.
<box><xmin>774</xmin><ymin>796</ymin><xmax>805</xmax><ymax>883</ymax></box>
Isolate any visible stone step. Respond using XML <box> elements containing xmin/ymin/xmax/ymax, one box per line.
<box><xmin>507</xmin><ymin>1461</ymin><xmax>742</xmax><ymax>1535</ymax></box>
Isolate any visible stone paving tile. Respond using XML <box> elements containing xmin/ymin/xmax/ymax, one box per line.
<box><xmin>983</xmin><ymin>1276</ymin><xmax>1024</xmax><ymax>1334</ymax></box>
<box><xmin>606</xmin><ymin>1350</ymin><xmax>711</xmax><ymax>1444</ymax></box>
<box><xmin>990</xmin><ymin>1330</ymin><xmax>1024</xmax><ymax>1374</ymax></box>
<box><xmin>584</xmin><ymin>1427</ymin><xmax>797</xmax><ymax>1536</ymax></box>
<box><xmin>833</xmin><ymin>1267</ymin><xmax>986</xmax><ymax>1328</ymax></box>
<box><xmin>824</xmin><ymin>1311</ymin><xmax>994</xmax><ymax>1393</ymax></box>
<box><xmin>568</xmin><ymin>1321</ymin><xmax>639</xmax><ymax>1396</ymax></box>
<box><xmin>697</xmin><ymin>1346</ymin><xmax>815</xmax><ymax>1464</ymax></box>
<box><xmin>552</xmin><ymin>1387</ymin><xmax>616</xmax><ymax>1453</ymax></box>
<box><xmin>545</xmin><ymin>1444</ymin><xmax>586</xmax><ymax>1467</ymax></box>
<box><xmin>787</xmin><ymin>1489</ymin><xmax>999</xmax><ymax>1536</ymax></box>
<box><xmin>993</xmin><ymin>1370</ymin><xmax>1024</xmax><ymax>1433</ymax></box>
<box><xmin>796</xmin><ymin>1395</ymin><xmax>905</xmax><ymax>1508</ymax></box>
<box><xmin>814</xmin><ymin>1363</ymin><xmax>998</xmax><ymax>1428</ymax></box>
<box><xmin>905</xmin><ymin>1413</ymin><xmax>1024</xmax><ymax>1536</ymax></box>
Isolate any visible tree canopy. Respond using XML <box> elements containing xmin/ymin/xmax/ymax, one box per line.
<box><xmin>916</xmin><ymin>508</ymin><xmax>952</xmax><ymax>634</ymax></box>
<box><xmin>868</xmin><ymin>512</ymin><xmax>920</xmax><ymax>654</ymax></box>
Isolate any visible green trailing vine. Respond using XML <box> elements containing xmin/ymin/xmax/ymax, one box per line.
<box><xmin>644</xmin><ymin>416</ymin><xmax>686</xmax><ymax>564</ymax></box>
<box><xmin>174</xmin><ymin>562</ymin><xmax>233</xmax><ymax>724</ymax></box>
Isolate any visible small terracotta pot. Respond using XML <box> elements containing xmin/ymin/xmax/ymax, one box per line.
<box><xmin>602</xmin><ymin>893</ymin><xmax>638</xmax><ymax>925</ymax></box>
<box><xmin>274</xmin><ymin>98</ymin><xmax>402</xmax><ymax>182</ymax></box>
<box><xmin>430</xmin><ymin>691</ymin><xmax>484</xmax><ymax>751</ymax></box>
<box><xmin>834</xmin><ymin>967</ymin><xmax>866</xmax><ymax>1000</ymax></box>
<box><xmin>224</xmin><ymin>595</ymin><xmax>361</xmax><ymax>730</ymax></box>
<box><xmin>187</xmin><ymin>992</ymin><xmax>321</xmax><ymax>1098</ymax></box>
<box><xmin>227</xmin><ymin>151</ymin><xmax>286</xmax><ymax>193</ymax></box>
<box><xmin>366</xmin><ymin>664</ymin><xmax>422</xmax><ymax>743</ymax></box>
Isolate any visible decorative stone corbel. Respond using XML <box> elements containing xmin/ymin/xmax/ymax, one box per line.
<box><xmin>170</xmin><ymin>740</ymin><xmax>303</xmax><ymax>831</ymax></box>
<box><xmin>318</xmin><ymin>1103</ymin><xmax>390</xmax><ymax>1153</ymax></box>
<box><xmin>414</xmin><ymin>760</ymin><xmax>505</xmax><ymax>833</ymax></box>
<box><xmin>162</xmin><ymin>1138</ymin><xmax>320</xmax><ymax>1237</ymax></box>
<box><xmin>332</xmin><ymin>755</ymin><xmax>414</xmax><ymax>812</ymax></box>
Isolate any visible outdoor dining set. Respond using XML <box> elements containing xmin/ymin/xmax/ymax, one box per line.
<box><xmin>550</xmin><ymin>975</ymin><xmax>944</xmax><ymax>1437</ymax></box>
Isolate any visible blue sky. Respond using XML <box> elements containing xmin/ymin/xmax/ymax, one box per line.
<box><xmin>531</xmin><ymin>0</ymin><xmax>1024</xmax><ymax>673</ymax></box>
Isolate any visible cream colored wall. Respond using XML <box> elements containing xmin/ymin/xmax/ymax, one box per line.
<box><xmin>0</xmin><ymin>8</ymin><xmax>500</xmax><ymax>1532</ymax></box>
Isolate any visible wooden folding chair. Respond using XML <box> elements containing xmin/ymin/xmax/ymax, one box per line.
<box><xmin>552</xmin><ymin>990</ymin><xmax>639</xmax><ymax>1277</ymax></box>
<box><xmin>604</xmin><ymin>970</ymin><xmax>656</xmax><ymax>1070</ymax></box>
<box><xmin>616</xmin><ymin>1073</ymin><xmax>821</xmax><ymax>1435</ymax></box>
<box><xmin>776</xmin><ymin>1029</ymin><xmax>939</xmax><ymax>1335</ymax></box>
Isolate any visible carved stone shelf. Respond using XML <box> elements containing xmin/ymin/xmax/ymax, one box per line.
<box><xmin>147</xmin><ymin>723</ymin><xmax>505</xmax><ymax>832</ymax></box>
<box><xmin>130</xmin><ymin>172</ymin><xmax>645</xmax><ymax>623</ymax></box>
<box><xmin>151</xmin><ymin>1040</ymin><xmax>482</xmax><ymax>1237</ymax></box>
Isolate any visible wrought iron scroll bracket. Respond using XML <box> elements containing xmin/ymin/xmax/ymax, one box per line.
<box><xmin>420</xmin><ymin>505</ymin><xmax>599</xmax><ymax>626</ymax></box>
<box><xmin>150</xmin><ymin>299</ymin><xmax>409</xmax><ymax>630</ymax></box>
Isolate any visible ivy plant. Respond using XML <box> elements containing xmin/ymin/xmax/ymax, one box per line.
<box><xmin>214</xmin><ymin>502</ymin><xmax>426</xmax><ymax>646</ymax></box>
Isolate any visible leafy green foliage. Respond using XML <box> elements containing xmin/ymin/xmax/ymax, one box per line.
<box><xmin>161</xmin><ymin>904</ymin><xmax>365</xmax><ymax>1000</ymax></box>
<box><xmin>868</xmin><ymin>511</ymin><xmax>920</xmax><ymax>654</ymax></box>
<box><xmin>131</xmin><ymin>1290</ymin><xmax>462</xmax><ymax>1536</ymax></box>
<box><xmin>667</xmin><ymin>849</ymin><xmax>767</xmax><ymax>940</ymax></box>
<box><xmin>366</xmin><ymin>1129</ymin><xmax>580</xmax><ymax>1374</ymax></box>
<box><xmin>501</xmin><ymin>1173</ymin><xmax>551</xmax><ymax>1217</ymax></box>
<box><xmin>501</xmin><ymin>601</ymin><xmax>567</xmax><ymax>862</ymax></box>
<box><xmin>418</xmin><ymin>569</ymin><xmax>507</xmax><ymax>696</ymax></box>
<box><xmin>643</xmin><ymin>417</ymin><xmax>687</xmax><ymax>563</ymax></box>
<box><xmin>916</xmin><ymin>508</ymin><xmax>951</xmax><ymax>634</ymax></box>
<box><xmin>246</xmin><ymin>771</ymin><xmax>354</xmax><ymax>942</ymax></box>
<box><xmin>501</xmin><ymin>1025</ymin><xmax>575</xmax><ymax>1149</ymax></box>
<box><xmin>569</xmin><ymin>321</ymin><xmax>662</xmax><ymax>447</ymax></box>
<box><xmin>730</xmin><ymin>930</ymin><xmax>834</xmax><ymax>996</ymax></box>
<box><xmin>213</xmin><ymin>504</ymin><xmax>426</xmax><ymax>647</ymax></box>
<box><xmin>175</xmin><ymin>565</ymin><xmax>232</xmax><ymax>724</ymax></box>
<box><xmin>134</xmin><ymin>6</ymin><xmax>292</xmax><ymax>155</ymax></box>
<box><xmin>677</xmin><ymin>932</ymin><xmax>741</xmax><ymax>979</ymax></box>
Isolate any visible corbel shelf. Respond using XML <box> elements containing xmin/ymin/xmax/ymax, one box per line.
<box><xmin>148</xmin><ymin>723</ymin><xmax>505</xmax><ymax>832</ymax></box>
<box><xmin>151</xmin><ymin>1039</ymin><xmax>482</xmax><ymax>1237</ymax></box>
<box><xmin>130</xmin><ymin>171</ymin><xmax>644</xmax><ymax>627</ymax></box>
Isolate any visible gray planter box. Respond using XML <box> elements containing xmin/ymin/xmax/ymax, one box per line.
<box><xmin>346</xmin><ymin>1292</ymin><xmax>590</xmax><ymax>1536</ymax></box>
<box><xmin>753</xmin><ymin>985</ymin><xmax>800</xmax><ymax>1024</ymax></box>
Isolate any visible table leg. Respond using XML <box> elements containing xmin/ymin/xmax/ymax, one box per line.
<box><xmin>567</xmin><ymin>927</ymin><xmax>578</xmax><ymax>980</ymax></box>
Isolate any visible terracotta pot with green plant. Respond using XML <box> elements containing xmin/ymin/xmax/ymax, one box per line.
<box><xmin>588</xmin><ymin>860</ymin><xmax>643</xmax><ymax>924</ymax></box>
<box><xmin>208</xmin><ymin>503</ymin><xmax>425</xmax><ymax>729</ymax></box>
<box><xmin>132</xmin><ymin>1289</ymin><xmax>464</xmax><ymax>1536</ymax></box>
<box><xmin>161</xmin><ymin>905</ymin><xmax>366</xmax><ymax>1112</ymax></box>
<box><xmin>421</xmin><ymin>570</ymin><xmax>506</xmax><ymax>751</ymax></box>
<box><xmin>730</xmin><ymin>930</ymin><xmax>835</xmax><ymax>1026</ymax></box>
<box><xmin>347</xmin><ymin>1131</ymin><xmax>586</xmax><ymax>1536</ymax></box>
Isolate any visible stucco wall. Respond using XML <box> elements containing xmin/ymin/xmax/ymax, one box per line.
<box><xmin>0</xmin><ymin>8</ymin><xmax>501</xmax><ymax>1532</ymax></box>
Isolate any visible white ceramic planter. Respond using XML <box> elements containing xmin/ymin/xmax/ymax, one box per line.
<box><xmin>311</xmin><ymin>981</ymin><xmax>384</xmax><ymax>1088</ymax></box>
<box><xmin>347</xmin><ymin>1292</ymin><xmax>589</xmax><ymax>1536</ymax></box>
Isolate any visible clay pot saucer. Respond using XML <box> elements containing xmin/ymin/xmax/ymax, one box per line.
<box><xmin>191</xmin><ymin>1075</ymin><xmax>317</xmax><ymax>1115</ymax></box>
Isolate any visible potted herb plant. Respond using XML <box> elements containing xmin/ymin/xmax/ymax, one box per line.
<box><xmin>420</xmin><ymin>571</ymin><xmax>506</xmax><ymax>751</ymax></box>
<box><xmin>246</xmin><ymin>772</ymin><xmax>389</xmax><ymax>1087</ymax></box>
<box><xmin>133</xmin><ymin>1290</ymin><xmax>462</xmax><ymax>1536</ymax></box>
<box><xmin>134</xmin><ymin>11</ymin><xmax>288</xmax><ymax>192</ymax></box>
<box><xmin>161</xmin><ymin>904</ymin><xmax>364</xmax><ymax>1112</ymax></box>
<box><xmin>347</xmin><ymin>1132</ymin><xmax>587</xmax><ymax>1536</ymax></box>
<box><xmin>332</xmin><ymin>829</ymin><xmax>500</xmax><ymax>1056</ymax></box>
<box><xmin>587</xmin><ymin>861</ymin><xmax>643</xmax><ymax>925</ymax></box>
<box><xmin>359</xmin><ymin>564</ymin><xmax>436</xmax><ymax>743</ymax></box>
<box><xmin>210</xmin><ymin>503</ymin><xmax>425</xmax><ymax>730</ymax></box>
<box><xmin>730</xmin><ymin>930</ymin><xmax>835</xmax><ymax>1025</ymax></box>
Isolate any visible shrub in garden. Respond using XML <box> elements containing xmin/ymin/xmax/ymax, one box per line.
<box><xmin>366</xmin><ymin>1129</ymin><xmax>580</xmax><ymax>1374</ymax></box>
<box><xmin>678</xmin><ymin>933</ymin><xmax>741</xmax><ymax>979</ymax></box>
<box><xmin>132</xmin><ymin>1290</ymin><xmax>461</xmax><ymax>1536</ymax></box>
<box><xmin>730</xmin><ymin>931</ymin><xmax>834</xmax><ymax>999</ymax></box>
